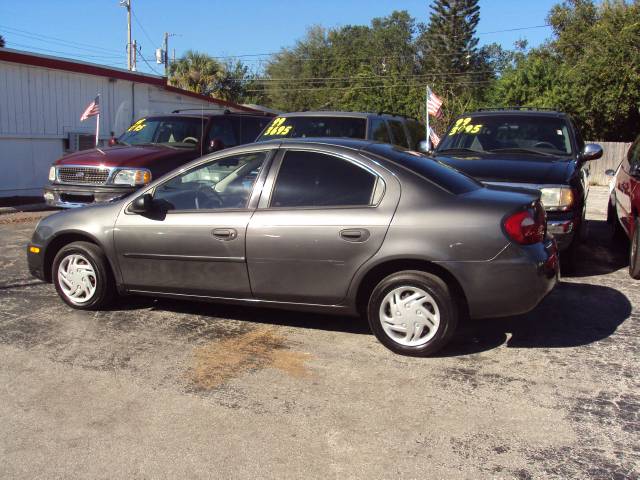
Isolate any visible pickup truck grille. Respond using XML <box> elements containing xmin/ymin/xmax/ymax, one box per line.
<box><xmin>57</xmin><ymin>166</ymin><xmax>111</xmax><ymax>185</ymax></box>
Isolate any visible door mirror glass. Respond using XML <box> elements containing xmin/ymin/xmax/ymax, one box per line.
<box><xmin>130</xmin><ymin>193</ymin><xmax>153</xmax><ymax>213</ymax></box>
<box><xmin>581</xmin><ymin>143</ymin><xmax>603</xmax><ymax>161</ymax></box>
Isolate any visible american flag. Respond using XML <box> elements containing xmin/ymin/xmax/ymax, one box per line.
<box><xmin>429</xmin><ymin>127</ymin><xmax>441</xmax><ymax>147</ymax></box>
<box><xmin>427</xmin><ymin>88</ymin><xmax>443</xmax><ymax>119</ymax></box>
<box><xmin>80</xmin><ymin>95</ymin><xmax>100</xmax><ymax>121</ymax></box>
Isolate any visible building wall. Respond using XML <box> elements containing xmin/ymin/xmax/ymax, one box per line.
<box><xmin>0</xmin><ymin>59</ymin><xmax>224</xmax><ymax>197</ymax></box>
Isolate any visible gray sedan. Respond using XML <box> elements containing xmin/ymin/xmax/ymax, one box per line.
<box><xmin>27</xmin><ymin>139</ymin><xmax>559</xmax><ymax>356</ymax></box>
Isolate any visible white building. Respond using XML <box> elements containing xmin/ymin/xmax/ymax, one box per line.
<box><xmin>0</xmin><ymin>48</ymin><xmax>261</xmax><ymax>198</ymax></box>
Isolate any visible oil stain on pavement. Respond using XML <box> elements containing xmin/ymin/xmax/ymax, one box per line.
<box><xmin>190</xmin><ymin>326</ymin><xmax>312</xmax><ymax>391</ymax></box>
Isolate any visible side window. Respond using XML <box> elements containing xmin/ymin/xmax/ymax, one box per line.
<box><xmin>153</xmin><ymin>152</ymin><xmax>267</xmax><ymax>211</ymax></box>
<box><xmin>270</xmin><ymin>151</ymin><xmax>377</xmax><ymax>208</ymax></box>
<box><xmin>388</xmin><ymin>120</ymin><xmax>409</xmax><ymax>148</ymax></box>
<box><xmin>370</xmin><ymin>118</ymin><xmax>391</xmax><ymax>144</ymax></box>
<box><xmin>628</xmin><ymin>135</ymin><xmax>640</xmax><ymax>170</ymax></box>
<box><xmin>207</xmin><ymin>118</ymin><xmax>237</xmax><ymax>149</ymax></box>
<box><xmin>240</xmin><ymin>117</ymin><xmax>272</xmax><ymax>143</ymax></box>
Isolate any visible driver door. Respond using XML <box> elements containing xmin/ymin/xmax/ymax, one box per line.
<box><xmin>114</xmin><ymin>149</ymin><xmax>272</xmax><ymax>297</ymax></box>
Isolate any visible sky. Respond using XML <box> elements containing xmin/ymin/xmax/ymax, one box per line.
<box><xmin>0</xmin><ymin>0</ymin><xmax>561</xmax><ymax>76</ymax></box>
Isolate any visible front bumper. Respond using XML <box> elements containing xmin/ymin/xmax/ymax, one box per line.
<box><xmin>44</xmin><ymin>183</ymin><xmax>136</xmax><ymax>208</ymax></box>
<box><xmin>440</xmin><ymin>238</ymin><xmax>559</xmax><ymax>319</ymax></box>
<box><xmin>27</xmin><ymin>243</ymin><xmax>47</xmax><ymax>281</ymax></box>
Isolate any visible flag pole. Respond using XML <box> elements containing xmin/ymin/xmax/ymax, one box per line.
<box><xmin>95</xmin><ymin>94</ymin><xmax>100</xmax><ymax>147</ymax></box>
<box><xmin>425</xmin><ymin>86</ymin><xmax>431</xmax><ymax>152</ymax></box>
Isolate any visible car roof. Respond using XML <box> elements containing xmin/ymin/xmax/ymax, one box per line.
<box><xmin>276</xmin><ymin>111</ymin><xmax>412</xmax><ymax>120</ymax></box>
<box><xmin>462</xmin><ymin>109</ymin><xmax>569</xmax><ymax>119</ymax></box>
<box><xmin>257</xmin><ymin>137</ymin><xmax>376</xmax><ymax>151</ymax></box>
<box><xmin>142</xmin><ymin>112</ymin><xmax>272</xmax><ymax>120</ymax></box>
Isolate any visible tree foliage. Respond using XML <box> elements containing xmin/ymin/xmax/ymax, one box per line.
<box><xmin>489</xmin><ymin>0</ymin><xmax>640</xmax><ymax>141</ymax></box>
<box><xmin>167</xmin><ymin>50</ymin><xmax>261</xmax><ymax>104</ymax></box>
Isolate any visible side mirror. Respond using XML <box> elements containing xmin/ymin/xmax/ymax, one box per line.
<box><xmin>130</xmin><ymin>193</ymin><xmax>153</xmax><ymax>214</ymax></box>
<box><xmin>418</xmin><ymin>140</ymin><xmax>432</xmax><ymax>154</ymax></box>
<box><xmin>581</xmin><ymin>143</ymin><xmax>603</xmax><ymax>162</ymax></box>
<box><xmin>208</xmin><ymin>138</ymin><xmax>225</xmax><ymax>153</ymax></box>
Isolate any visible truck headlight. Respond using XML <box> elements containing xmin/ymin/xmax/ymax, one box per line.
<box><xmin>540</xmin><ymin>187</ymin><xmax>574</xmax><ymax>211</ymax></box>
<box><xmin>48</xmin><ymin>166</ymin><xmax>56</xmax><ymax>182</ymax></box>
<box><xmin>112</xmin><ymin>169</ymin><xmax>152</xmax><ymax>186</ymax></box>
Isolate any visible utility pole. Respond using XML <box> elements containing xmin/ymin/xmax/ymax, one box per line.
<box><xmin>163</xmin><ymin>32</ymin><xmax>169</xmax><ymax>76</ymax></box>
<box><xmin>120</xmin><ymin>0</ymin><xmax>132</xmax><ymax>70</ymax></box>
<box><xmin>131</xmin><ymin>40</ymin><xmax>137</xmax><ymax>71</ymax></box>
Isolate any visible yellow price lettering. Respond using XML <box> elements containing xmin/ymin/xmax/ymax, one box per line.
<box><xmin>264</xmin><ymin>118</ymin><xmax>292</xmax><ymax>136</ymax></box>
<box><xmin>127</xmin><ymin>118</ymin><xmax>146</xmax><ymax>132</ymax></box>
<box><xmin>449</xmin><ymin>118</ymin><xmax>482</xmax><ymax>136</ymax></box>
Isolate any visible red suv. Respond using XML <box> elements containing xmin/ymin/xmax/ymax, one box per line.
<box><xmin>607</xmin><ymin>133</ymin><xmax>640</xmax><ymax>277</ymax></box>
<box><xmin>44</xmin><ymin>111</ymin><xmax>273</xmax><ymax>208</ymax></box>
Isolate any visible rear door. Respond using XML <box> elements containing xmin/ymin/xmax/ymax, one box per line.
<box><xmin>617</xmin><ymin>136</ymin><xmax>640</xmax><ymax>232</ymax></box>
<box><xmin>246</xmin><ymin>148</ymin><xmax>400</xmax><ymax>305</ymax></box>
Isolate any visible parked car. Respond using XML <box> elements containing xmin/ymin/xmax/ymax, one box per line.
<box><xmin>256</xmin><ymin>111</ymin><xmax>426</xmax><ymax>150</ymax></box>
<box><xmin>431</xmin><ymin>108</ymin><xmax>602</xmax><ymax>269</ymax></box>
<box><xmin>607</xmin><ymin>133</ymin><xmax>640</xmax><ymax>278</ymax></box>
<box><xmin>44</xmin><ymin>110</ymin><xmax>273</xmax><ymax>208</ymax></box>
<box><xmin>28</xmin><ymin>138</ymin><xmax>558</xmax><ymax>356</ymax></box>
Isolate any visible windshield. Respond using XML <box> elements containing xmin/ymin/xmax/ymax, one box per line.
<box><xmin>118</xmin><ymin>117</ymin><xmax>205</xmax><ymax>148</ymax></box>
<box><xmin>257</xmin><ymin>116</ymin><xmax>367</xmax><ymax>141</ymax></box>
<box><xmin>437</xmin><ymin>115</ymin><xmax>573</xmax><ymax>157</ymax></box>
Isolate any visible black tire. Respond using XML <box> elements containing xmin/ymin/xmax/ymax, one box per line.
<box><xmin>608</xmin><ymin>198</ymin><xmax>627</xmax><ymax>243</ymax></box>
<box><xmin>629</xmin><ymin>217</ymin><xmax>640</xmax><ymax>279</ymax></box>
<box><xmin>52</xmin><ymin>241</ymin><xmax>114</xmax><ymax>310</ymax></box>
<box><xmin>367</xmin><ymin>270</ymin><xmax>458</xmax><ymax>356</ymax></box>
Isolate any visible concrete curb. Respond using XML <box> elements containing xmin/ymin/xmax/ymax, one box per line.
<box><xmin>0</xmin><ymin>203</ymin><xmax>56</xmax><ymax>215</ymax></box>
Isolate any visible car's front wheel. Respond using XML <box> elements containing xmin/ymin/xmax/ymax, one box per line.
<box><xmin>367</xmin><ymin>271</ymin><xmax>458</xmax><ymax>356</ymax></box>
<box><xmin>52</xmin><ymin>241</ymin><xmax>114</xmax><ymax>309</ymax></box>
<box><xmin>629</xmin><ymin>217</ymin><xmax>640</xmax><ymax>279</ymax></box>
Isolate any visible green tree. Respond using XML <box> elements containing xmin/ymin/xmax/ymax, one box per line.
<box><xmin>168</xmin><ymin>50</ymin><xmax>223</xmax><ymax>96</ymax></box>
<box><xmin>488</xmin><ymin>0</ymin><xmax>640</xmax><ymax>141</ymax></box>
<box><xmin>168</xmin><ymin>51</ymin><xmax>256</xmax><ymax>104</ymax></box>
<box><xmin>415</xmin><ymin>0</ymin><xmax>491</xmax><ymax>130</ymax></box>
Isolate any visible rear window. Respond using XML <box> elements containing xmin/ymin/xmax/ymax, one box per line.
<box><xmin>257</xmin><ymin>116</ymin><xmax>366</xmax><ymax>141</ymax></box>
<box><xmin>364</xmin><ymin>143</ymin><xmax>481</xmax><ymax>195</ymax></box>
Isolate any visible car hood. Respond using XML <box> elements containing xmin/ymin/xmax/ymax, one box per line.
<box><xmin>434</xmin><ymin>153</ymin><xmax>574</xmax><ymax>185</ymax></box>
<box><xmin>54</xmin><ymin>145</ymin><xmax>198</xmax><ymax>168</ymax></box>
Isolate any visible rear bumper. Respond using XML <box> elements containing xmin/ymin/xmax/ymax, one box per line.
<box><xmin>44</xmin><ymin>184</ymin><xmax>136</xmax><ymax>208</ymax></box>
<box><xmin>439</xmin><ymin>238</ymin><xmax>559</xmax><ymax>319</ymax></box>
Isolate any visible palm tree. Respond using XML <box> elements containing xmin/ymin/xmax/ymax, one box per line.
<box><xmin>168</xmin><ymin>50</ymin><xmax>223</xmax><ymax>96</ymax></box>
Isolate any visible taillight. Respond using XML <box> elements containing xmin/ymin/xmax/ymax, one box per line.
<box><xmin>503</xmin><ymin>203</ymin><xmax>546</xmax><ymax>245</ymax></box>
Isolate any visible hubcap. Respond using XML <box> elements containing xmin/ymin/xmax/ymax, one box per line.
<box><xmin>379</xmin><ymin>286</ymin><xmax>440</xmax><ymax>347</ymax></box>
<box><xmin>57</xmin><ymin>254</ymin><xmax>97</xmax><ymax>305</ymax></box>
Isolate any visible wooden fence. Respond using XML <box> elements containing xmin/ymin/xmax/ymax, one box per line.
<box><xmin>588</xmin><ymin>141</ymin><xmax>632</xmax><ymax>186</ymax></box>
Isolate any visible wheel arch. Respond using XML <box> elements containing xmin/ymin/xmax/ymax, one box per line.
<box><xmin>43</xmin><ymin>230</ymin><xmax>111</xmax><ymax>283</ymax></box>
<box><xmin>353</xmin><ymin>258</ymin><xmax>469</xmax><ymax>320</ymax></box>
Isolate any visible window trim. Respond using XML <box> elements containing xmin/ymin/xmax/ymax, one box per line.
<box><xmin>259</xmin><ymin>148</ymin><xmax>385</xmax><ymax>211</ymax></box>
<box><xmin>125</xmin><ymin>148</ymin><xmax>275</xmax><ymax>215</ymax></box>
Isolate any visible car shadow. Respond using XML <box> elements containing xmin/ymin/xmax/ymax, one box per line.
<box><xmin>110</xmin><ymin>278</ymin><xmax>631</xmax><ymax>356</ymax></box>
<box><xmin>437</xmin><ymin>281</ymin><xmax>632</xmax><ymax>357</ymax></box>
<box><xmin>562</xmin><ymin>219</ymin><xmax>628</xmax><ymax>278</ymax></box>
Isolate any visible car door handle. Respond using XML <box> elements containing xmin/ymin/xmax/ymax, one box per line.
<box><xmin>340</xmin><ymin>228</ymin><xmax>370</xmax><ymax>242</ymax></box>
<box><xmin>212</xmin><ymin>228</ymin><xmax>237</xmax><ymax>241</ymax></box>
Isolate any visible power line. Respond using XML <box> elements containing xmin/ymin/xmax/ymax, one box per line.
<box><xmin>131</xmin><ymin>10</ymin><xmax>158</xmax><ymax>49</ymax></box>
<box><xmin>6</xmin><ymin>41</ymin><xmax>127</xmax><ymax>62</ymax></box>
<box><xmin>0</xmin><ymin>24</ymin><xmax>122</xmax><ymax>55</ymax></box>
<box><xmin>245</xmin><ymin>79</ymin><xmax>494</xmax><ymax>93</ymax></box>
<box><xmin>136</xmin><ymin>45</ymin><xmax>162</xmax><ymax>75</ymax></box>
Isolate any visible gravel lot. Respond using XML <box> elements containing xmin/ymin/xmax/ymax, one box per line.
<box><xmin>0</xmin><ymin>186</ymin><xmax>638</xmax><ymax>479</ymax></box>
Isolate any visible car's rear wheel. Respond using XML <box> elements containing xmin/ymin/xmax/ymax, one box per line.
<box><xmin>52</xmin><ymin>241</ymin><xmax>114</xmax><ymax>309</ymax></box>
<box><xmin>367</xmin><ymin>271</ymin><xmax>458</xmax><ymax>356</ymax></box>
<box><xmin>629</xmin><ymin>217</ymin><xmax>640</xmax><ymax>279</ymax></box>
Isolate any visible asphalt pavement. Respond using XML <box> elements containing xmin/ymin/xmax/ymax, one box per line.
<box><xmin>0</xmin><ymin>186</ymin><xmax>637</xmax><ymax>479</ymax></box>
